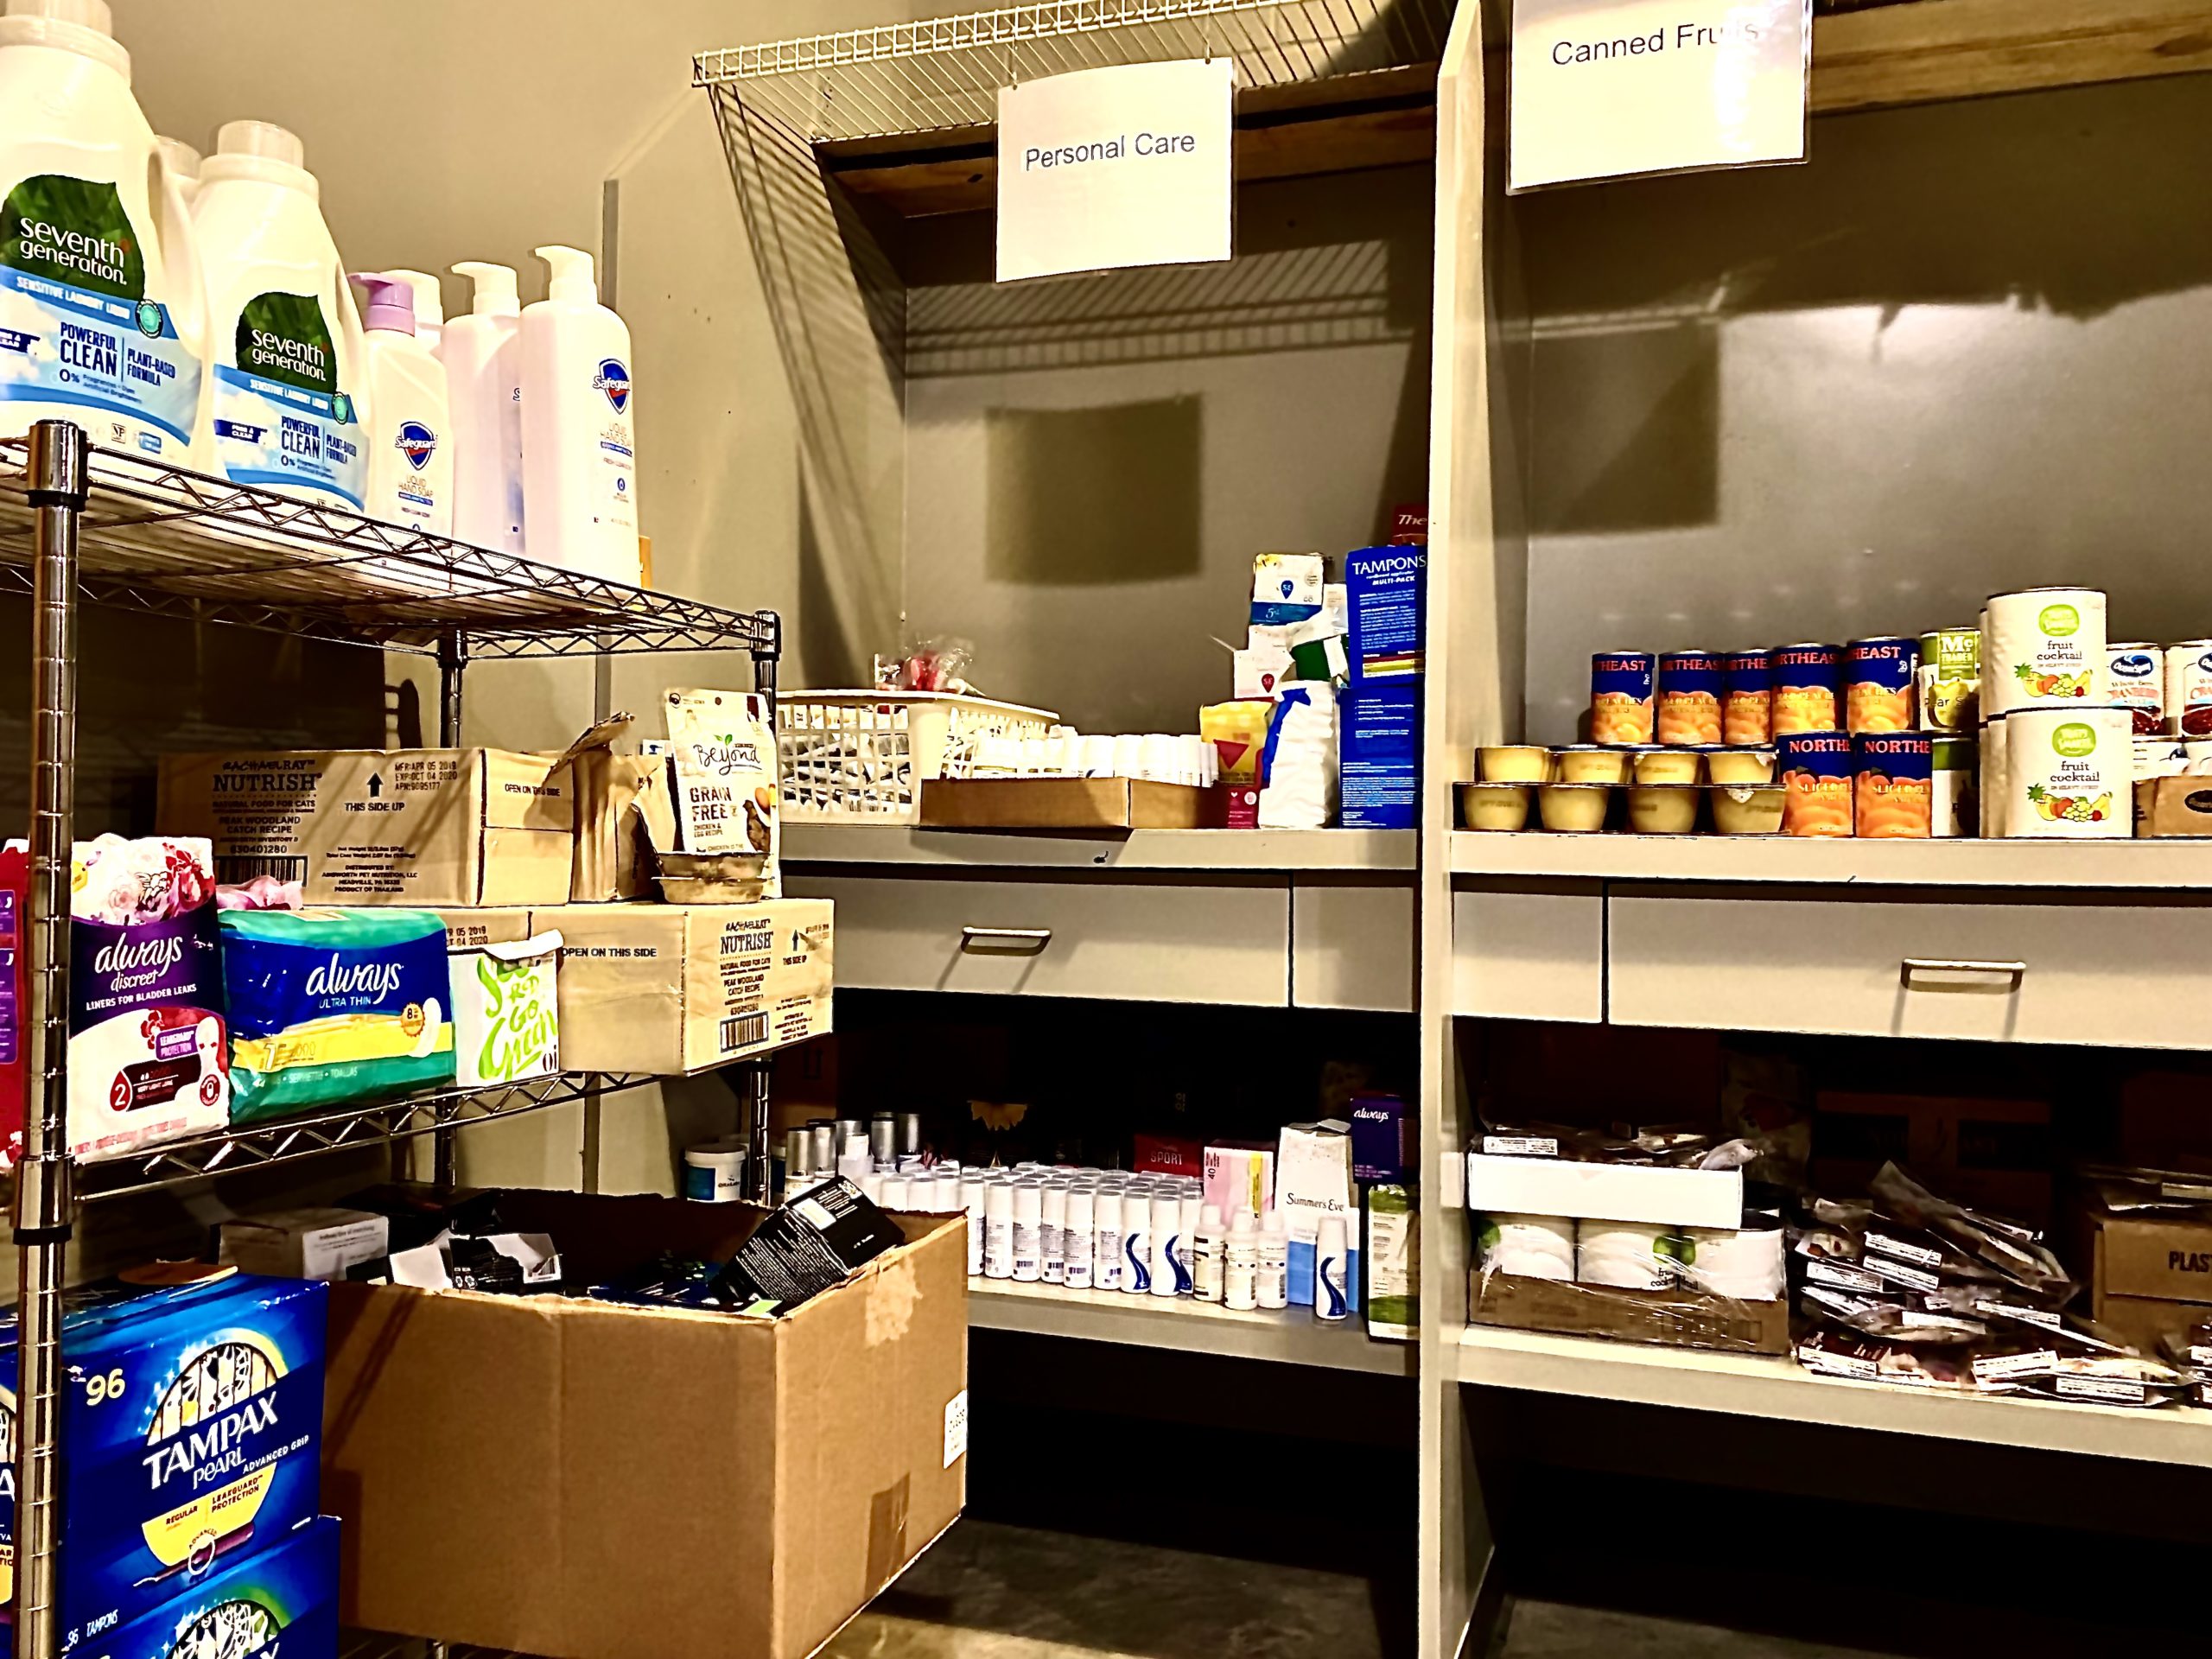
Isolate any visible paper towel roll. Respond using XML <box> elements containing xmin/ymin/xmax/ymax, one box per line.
<box><xmin>1576</xmin><ymin>1223</ymin><xmax>1679</xmax><ymax>1291</ymax></box>
<box><xmin>1478</xmin><ymin>1213</ymin><xmax>1575</xmax><ymax>1281</ymax></box>
<box><xmin>1681</xmin><ymin>1224</ymin><xmax>1786</xmax><ymax>1301</ymax></box>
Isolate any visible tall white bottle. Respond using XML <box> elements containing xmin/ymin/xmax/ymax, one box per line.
<box><xmin>377</xmin><ymin>268</ymin><xmax>442</xmax><ymax>354</ymax></box>
<box><xmin>192</xmin><ymin>122</ymin><xmax>369</xmax><ymax>509</ymax></box>
<box><xmin>443</xmin><ymin>262</ymin><xmax>524</xmax><ymax>552</ymax></box>
<box><xmin>349</xmin><ymin>273</ymin><xmax>451</xmax><ymax>536</ymax></box>
<box><xmin>0</xmin><ymin>0</ymin><xmax>211</xmax><ymax>465</ymax></box>
<box><xmin>520</xmin><ymin>244</ymin><xmax>637</xmax><ymax>582</ymax></box>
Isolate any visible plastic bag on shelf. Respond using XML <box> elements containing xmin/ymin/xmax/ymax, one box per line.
<box><xmin>876</xmin><ymin>637</ymin><xmax>975</xmax><ymax>695</ymax></box>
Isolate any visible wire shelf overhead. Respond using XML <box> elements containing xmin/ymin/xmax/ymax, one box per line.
<box><xmin>695</xmin><ymin>0</ymin><xmax>1450</xmax><ymax>146</ymax></box>
<box><xmin>0</xmin><ymin>441</ymin><xmax>775</xmax><ymax>659</ymax></box>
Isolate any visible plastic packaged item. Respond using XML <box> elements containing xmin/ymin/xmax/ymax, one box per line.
<box><xmin>450</xmin><ymin>928</ymin><xmax>560</xmax><ymax>1087</ymax></box>
<box><xmin>67</xmin><ymin>835</ymin><xmax>228</xmax><ymax>1160</ymax></box>
<box><xmin>1711</xmin><ymin>783</ymin><xmax>1784</xmax><ymax>835</ymax></box>
<box><xmin>664</xmin><ymin>686</ymin><xmax>780</xmax><ymax>894</ymax></box>
<box><xmin>193</xmin><ymin>121</ymin><xmax>369</xmax><ymax>506</ymax></box>
<box><xmin>1633</xmin><ymin>748</ymin><xmax>1700</xmax><ymax>785</ymax></box>
<box><xmin>521</xmin><ymin>243</ymin><xmax>638</xmax><ymax>583</ymax></box>
<box><xmin>1363</xmin><ymin>1184</ymin><xmax>1416</xmax><ymax>1341</ymax></box>
<box><xmin>1706</xmin><ymin>747</ymin><xmax>1776</xmax><ymax>785</ymax></box>
<box><xmin>0</xmin><ymin>0</ymin><xmax>212</xmax><ymax>465</ymax></box>
<box><xmin>1845</xmin><ymin>637</ymin><xmax>1919</xmax><ymax>734</ymax></box>
<box><xmin>1476</xmin><ymin>1212</ymin><xmax>1576</xmax><ymax>1281</ymax></box>
<box><xmin>1538</xmin><ymin>782</ymin><xmax>1610</xmax><ymax>832</ymax></box>
<box><xmin>1556</xmin><ymin>746</ymin><xmax>1630</xmax><ymax>785</ymax></box>
<box><xmin>1462</xmin><ymin>782</ymin><xmax>1530</xmax><ymax>831</ymax></box>
<box><xmin>1984</xmin><ymin>588</ymin><xmax>2106</xmax><ymax>714</ymax></box>
<box><xmin>219</xmin><ymin>906</ymin><xmax>454</xmax><ymax>1122</ymax></box>
<box><xmin>1478</xmin><ymin>746</ymin><xmax>1551</xmax><ymax>784</ymax></box>
<box><xmin>1224</xmin><ymin>1211</ymin><xmax>1259</xmax><ymax>1310</ymax></box>
<box><xmin>444</xmin><ymin>260</ymin><xmax>525</xmax><ymax>552</ymax></box>
<box><xmin>1257</xmin><ymin>684</ymin><xmax>1338</xmax><ymax>829</ymax></box>
<box><xmin>1626</xmin><ymin>784</ymin><xmax>1697</xmax><ymax>835</ymax></box>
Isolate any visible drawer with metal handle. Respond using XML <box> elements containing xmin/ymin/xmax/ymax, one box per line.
<box><xmin>787</xmin><ymin>872</ymin><xmax>1290</xmax><ymax>1005</ymax></box>
<box><xmin>1608</xmin><ymin>885</ymin><xmax>2212</xmax><ymax>1049</ymax></box>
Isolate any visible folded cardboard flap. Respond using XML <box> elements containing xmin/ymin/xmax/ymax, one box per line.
<box><xmin>323</xmin><ymin>1189</ymin><xmax>967</xmax><ymax>1659</ymax></box>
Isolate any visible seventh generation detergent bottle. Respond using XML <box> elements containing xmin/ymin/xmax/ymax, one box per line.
<box><xmin>191</xmin><ymin>121</ymin><xmax>368</xmax><ymax>509</ymax></box>
<box><xmin>0</xmin><ymin>0</ymin><xmax>211</xmax><ymax>465</ymax></box>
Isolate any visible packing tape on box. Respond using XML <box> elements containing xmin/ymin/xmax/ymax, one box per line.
<box><xmin>1480</xmin><ymin>1213</ymin><xmax>1576</xmax><ymax>1281</ymax></box>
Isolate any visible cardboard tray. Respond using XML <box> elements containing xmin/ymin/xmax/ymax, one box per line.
<box><xmin>322</xmin><ymin>1189</ymin><xmax>968</xmax><ymax>1659</ymax></box>
<box><xmin>1465</xmin><ymin>1154</ymin><xmax>1744</xmax><ymax>1230</ymax></box>
<box><xmin>917</xmin><ymin>778</ymin><xmax>1223</xmax><ymax>830</ymax></box>
<box><xmin>1471</xmin><ymin>1270</ymin><xmax>1791</xmax><ymax>1356</ymax></box>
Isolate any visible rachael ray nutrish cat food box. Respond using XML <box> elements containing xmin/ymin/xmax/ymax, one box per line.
<box><xmin>0</xmin><ymin>1272</ymin><xmax>326</xmax><ymax>1649</ymax></box>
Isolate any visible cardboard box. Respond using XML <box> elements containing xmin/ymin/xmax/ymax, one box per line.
<box><xmin>322</xmin><ymin>1189</ymin><xmax>969</xmax><ymax>1659</ymax></box>
<box><xmin>917</xmin><ymin>778</ymin><xmax>1220</xmax><ymax>830</ymax></box>
<box><xmin>1340</xmin><ymin>683</ymin><xmax>1418</xmax><ymax>830</ymax></box>
<box><xmin>2080</xmin><ymin>1205</ymin><xmax>2212</xmax><ymax>1355</ymax></box>
<box><xmin>425</xmin><ymin>906</ymin><xmax>537</xmax><ymax>950</ymax></box>
<box><xmin>572</xmin><ymin>748</ymin><xmax>677</xmax><ymax>901</ymax></box>
<box><xmin>536</xmin><ymin>899</ymin><xmax>832</xmax><ymax>1075</ymax></box>
<box><xmin>1813</xmin><ymin>1090</ymin><xmax>2051</xmax><ymax>1223</ymax></box>
<box><xmin>1278</xmin><ymin>1122</ymin><xmax>1357</xmax><ymax>1310</ymax></box>
<box><xmin>1344</xmin><ymin>543</ymin><xmax>1426</xmax><ymax>683</ymax></box>
<box><xmin>1465</xmin><ymin>1152</ymin><xmax>1743</xmax><ymax>1229</ymax></box>
<box><xmin>1470</xmin><ymin>1269</ymin><xmax>1789</xmax><ymax>1356</ymax></box>
<box><xmin>219</xmin><ymin>1205</ymin><xmax>391</xmax><ymax>1280</ymax></box>
<box><xmin>2139</xmin><ymin>775</ymin><xmax>2212</xmax><ymax>837</ymax></box>
<box><xmin>157</xmin><ymin>747</ymin><xmax>574</xmax><ymax>907</ymax></box>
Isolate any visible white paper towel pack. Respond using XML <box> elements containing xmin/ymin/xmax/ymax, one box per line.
<box><xmin>1478</xmin><ymin>1212</ymin><xmax>1575</xmax><ymax>1281</ymax></box>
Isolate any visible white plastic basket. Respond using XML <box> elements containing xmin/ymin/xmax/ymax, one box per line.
<box><xmin>778</xmin><ymin>690</ymin><xmax>1059</xmax><ymax>823</ymax></box>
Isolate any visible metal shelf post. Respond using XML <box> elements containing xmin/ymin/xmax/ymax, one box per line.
<box><xmin>13</xmin><ymin>419</ymin><xmax>87</xmax><ymax>1659</ymax></box>
<box><xmin>432</xmin><ymin>628</ymin><xmax>468</xmax><ymax>1192</ymax></box>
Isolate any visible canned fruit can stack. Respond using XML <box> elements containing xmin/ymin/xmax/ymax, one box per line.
<box><xmin>1980</xmin><ymin>718</ymin><xmax>2008</xmax><ymax>837</ymax></box>
<box><xmin>1591</xmin><ymin>651</ymin><xmax>1656</xmax><ymax>744</ymax></box>
<box><xmin>1656</xmin><ymin>651</ymin><xmax>1723</xmax><ymax>745</ymax></box>
<box><xmin>1845</xmin><ymin>637</ymin><xmax>1919</xmax><ymax>734</ymax></box>
<box><xmin>1983</xmin><ymin>588</ymin><xmax>2107</xmax><ymax>715</ymax></box>
<box><xmin>2005</xmin><ymin>706</ymin><xmax>2131</xmax><ymax>839</ymax></box>
<box><xmin>1930</xmin><ymin>735</ymin><xmax>1977</xmax><ymax>837</ymax></box>
<box><xmin>1778</xmin><ymin>731</ymin><xmax>1853</xmax><ymax>837</ymax></box>
<box><xmin>1721</xmin><ymin>650</ymin><xmax>1773</xmax><ymax>744</ymax></box>
<box><xmin>2166</xmin><ymin>641</ymin><xmax>2212</xmax><ymax>735</ymax></box>
<box><xmin>1917</xmin><ymin>627</ymin><xmax>1980</xmax><ymax>730</ymax></box>
<box><xmin>1771</xmin><ymin>645</ymin><xmax>1842</xmax><ymax>736</ymax></box>
<box><xmin>2107</xmin><ymin>643</ymin><xmax>2164</xmax><ymax>734</ymax></box>
<box><xmin>1853</xmin><ymin>732</ymin><xmax>1934</xmax><ymax>838</ymax></box>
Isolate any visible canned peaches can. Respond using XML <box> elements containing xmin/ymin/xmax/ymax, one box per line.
<box><xmin>1721</xmin><ymin>649</ymin><xmax>1772</xmax><ymax>745</ymax></box>
<box><xmin>1853</xmin><ymin>732</ymin><xmax>1933</xmax><ymax>838</ymax></box>
<box><xmin>1771</xmin><ymin>644</ymin><xmax>1842</xmax><ymax>737</ymax></box>
<box><xmin>1779</xmin><ymin>730</ymin><xmax>1853</xmax><ymax>837</ymax></box>
<box><xmin>1846</xmin><ymin>637</ymin><xmax>1919</xmax><ymax>734</ymax></box>
<box><xmin>1590</xmin><ymin>651</ymin><xmax>1656</xmax><ymax>744</ymax></box>
<box><xmin>1656</xmin><ymin>651</ymin><xmax>1723</xmax><ymax>745</ymax></box>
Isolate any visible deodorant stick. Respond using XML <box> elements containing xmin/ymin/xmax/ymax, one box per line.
<box><xmin>1149</xmin><ymin>1192</ymin><xmax>1181</xmax><ymax>1299</ymax></box>
<box><xmin>1121</xmin><ymin>1192</ymin><xmax>1153</xmax><ymax>1295</ymax></box>
<box><xmin>1012</xmin><ymin>1181</ymin><xmax>1043</xmax><ymax>1282</ymax></box>
<box><xmin>1314</xmin><ymin>1214</ymin><xmax>1350</xmax><ymax>1321</ymax></box>
<box><xmin>983</xmin><ymin>1181</ymin><xmax>1014</xmax><ymax>1280</ymax></box>
<box><xmin>1065</xmin><ymin>1186</ymin><xmax>1096</xmax><ymax>1289</ymax></box>
<box><xmin>1041</xmin><ymin>1183</ymin><xmax>1068</xmax><ymax>1285</ymax></box>
<box><xmin>1092</xmin><ymin>1189</ymin><xmax>1124</xmax><ymax>1292</ymax></box>
<box><xmin>962</xmin><ymin>1176</ymin><xmax>988</xmax><ymax>1276</ymax></box>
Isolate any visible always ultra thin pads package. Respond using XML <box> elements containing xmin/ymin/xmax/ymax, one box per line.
<box><xmin>0</xmin><ymin>1273</ymin><xmax>327</xmax><ymax>1646</ymax></box>
<box><xmin>219</xmin><ymin>908</ymin><xmax>454</xmax><ymax>1122</ymax></box>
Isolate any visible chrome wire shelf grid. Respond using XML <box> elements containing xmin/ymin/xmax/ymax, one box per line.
<box><xmin>696</xmin><ymin>0</ymin><xmax>1449</xmax><ymax>145</ymax></box>
<box><xmin>0</xmin><ymin>440</ymin><xmax>773</xmax><ymax>659</ymax></box>
<box><xmin>73</xmin><ymin>1071</ymin><xmax>655</xmax><ymax>1201</ymax></box>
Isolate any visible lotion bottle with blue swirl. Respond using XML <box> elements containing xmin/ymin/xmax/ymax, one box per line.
<box><xmin>350</xmin><ymin>272</ymin><xmax>452</xmax><ymax>535</ymax></box>
<box><xmin>1314</xmin><ymin>1214</ymin><xmax>1350</xmax><ymax>1321</ymax></box>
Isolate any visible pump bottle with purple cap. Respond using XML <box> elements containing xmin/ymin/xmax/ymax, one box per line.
<box><xmin>350</xmin><ymin>270</ymin><xmax>452</xmax><ymax>536</ymax></box>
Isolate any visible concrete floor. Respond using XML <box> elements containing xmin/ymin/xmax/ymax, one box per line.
<box><xmin>822</xmin><ymin>1520</ymin><xmax>1888</xmax><ymax>1659</ymax></box>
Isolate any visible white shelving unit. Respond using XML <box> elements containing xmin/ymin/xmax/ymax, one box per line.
<box><xmin>974</xmin><ymin>1278</ymin><xmax>1415</xmax><ymax>1375</ymax></box>
<box><xmin>1450</xmin><ymin>831</ymin><xmax>2212</xmax><ymax>887</ymax></box>
<box><xmin>786</xmin><ymin>825</ymin><xmax>1415</xmax><ymax>871</ymax></box>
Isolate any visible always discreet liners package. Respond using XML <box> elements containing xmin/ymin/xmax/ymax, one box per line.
<box><xmin>219</xmin><ymin>907</ymin><xmax>454</xmax><ymax>1122</ymax></box>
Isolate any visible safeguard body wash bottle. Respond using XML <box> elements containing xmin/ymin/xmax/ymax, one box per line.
<box><xmin>350</xmin><ymin>273</ymin><xmax>451</xmax><ymax>536</ymax></box>
<box><xmin>0</xmin><ymin>0</ymin><xmax>211</xmax><ymax>464</ymax></box>
<box><xmin>192</xmin><ymin>122</ymin><xmax>368</xmax><ymax>509</ymax></box>
<box><xmin>521</xmin><ymin>244</ymin><xmax>636</xmax><ymax>582</ymax></box>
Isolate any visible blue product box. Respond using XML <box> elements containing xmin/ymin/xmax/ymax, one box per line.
<box><xmin>82</xmin><ymin>1515</ymin><xmax>338</xmax><ymax>1659</ymax></box>
<box><xmin>1345</xmin><ymin>543</ymin><xmax>1427</xmax><ymax>683</ymax></box>
<box><xmin>0</xmin><ymin>1272</ymin><xmax>327</xmax><ymax>1647</ymax></box>
<box><xmin>1340</xmin><ymin>683</ymin><xmax>1420</xmax><ymax>830</ymax></box>
<box><xmin>1348</xmin><ymin>1092</ymin><xmax>1409</xmax><ymax>1185</ymax></box>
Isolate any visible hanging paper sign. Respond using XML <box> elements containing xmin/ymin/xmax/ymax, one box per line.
<box><xmin>1510</xmin><ymin>0</ymin><xmax>1813</xmax><ymax>192</ymax></box>
<box><xmin>995</xmin><ymin>57</ymin><xmax>1235</xmax><ymax>283</ymax></box>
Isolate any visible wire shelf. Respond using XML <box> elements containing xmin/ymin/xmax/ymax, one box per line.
<box><xmin>0</xmin><ymin>438</ymin><xmax>776</xmax><ymax>660</ymax></box>
<box><xmin>73</xmin><ymin>1071</ymin><xmax>658</xmax><ymax>1201</ymax></box>
<box><xmin>696</xmin><ymin>0</ymin><xmax>1449</xmax><ymax>147</ymax></box>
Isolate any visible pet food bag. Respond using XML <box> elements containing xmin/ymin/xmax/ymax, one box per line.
<box><xmin>220</xmin><ymin>907</ymin><xmax>454</xmax><ymax>1122</ymax></box>
<box><xmin>68</xmin><ymin>836</ymin><xmax>230</xmax><ymax>1160</ymax></box>
<box><xmin>664</xmin><ymin>687</ymin><xmax>780</xmax><ymax>895</ymax></box>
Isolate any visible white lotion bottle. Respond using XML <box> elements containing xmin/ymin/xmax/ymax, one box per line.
<box><xmin>0</xmin><ymin>0</ymin><xmax>213</xmax><ymax>467</ymax></box>
<box><xmin>349</xmin><ymin>273</ymin><xmax>451</xmax><ymax>535</ymax></box>
<box><xmin>1177</xmin><ymin>1193</ymin><xmax>1204</xmax><ymax>1296</ymax></box>
<box><xmin>1315</xmin><ymin>1215</ymin><xmax>1350</xmax><ymax>1321</ymax></box>
<box><xmin>193</xmin><ymin>122</ymin><xmax>368</xmax><ymax>507</ymax></box>
<box><xmin>1040</xmin><ymin>1183</ymin><xmax>1068</xmax><ymax>1285</ymax></box>
<box><xmin>1149</xmin><ymin>1193</ymin><xmax>1181</xmax><ymax>1300</ymax></box>
<box><xmin>1011</xmin><ymin>1181</ymin><xmax>1042</xmax><ymax>1282</ymax></box>
<box><xmin>1064</xmin><ymin>1187</ymin><xmax>1096</xmax><ymax>1290</ymax></box>
<box><xmin>1258</xmin><ymin>1212</ymin><xmax>1289</xmax><ymax>1311</ymax></box>
<box><xmin>1192</xmin><ymin>1204</ymin><xmax>1225</xmax><ymax>1303</ymax></box>
<box><xmin>961</xmin><ymin>1176</ymin><xmax>987</xmax><ymax>1277</ymax></box>
<box><xmin>1224</xmin><ymin>1211</ymin><xmax>1259</xmax><ymax>1312</ymax></box>
<box><xmin>1091</xmin><ymin>1190</ymin><xmax>1123</xmax><ymax>1293</ymax></box>
<box><xmin>982</xmin><ymin>1181</ymin><xmax>1014</xmax><ymax>1281</ymax></box>
<box><xmin>444</xmin><ymin>263</ymin><xmax>526</xmax><ymax>555</ymax></box>
<box><xmin>520</xmin><ymin>243</ymin><xmax>637</xmax><ymax>582</ymax></box>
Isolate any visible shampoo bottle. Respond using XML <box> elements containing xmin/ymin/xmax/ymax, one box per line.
<box><xmin>0</xmin><ymin>0</ymin><xmax>211</xmax><ymax>465</ymax></box>
<box><xmin>193</xmin><ymin>122</ymin><xmax>367</xmax><ymax>508</ymax></box>
<box><xmin>350</xmin><ymin>273</ymin><xmax>451</xmax><ymax>536</ymax></box>
<box><xmin>520</xmin><ymin>243</ymin><xmax>636</xmax><ymax>582</ymax></box>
